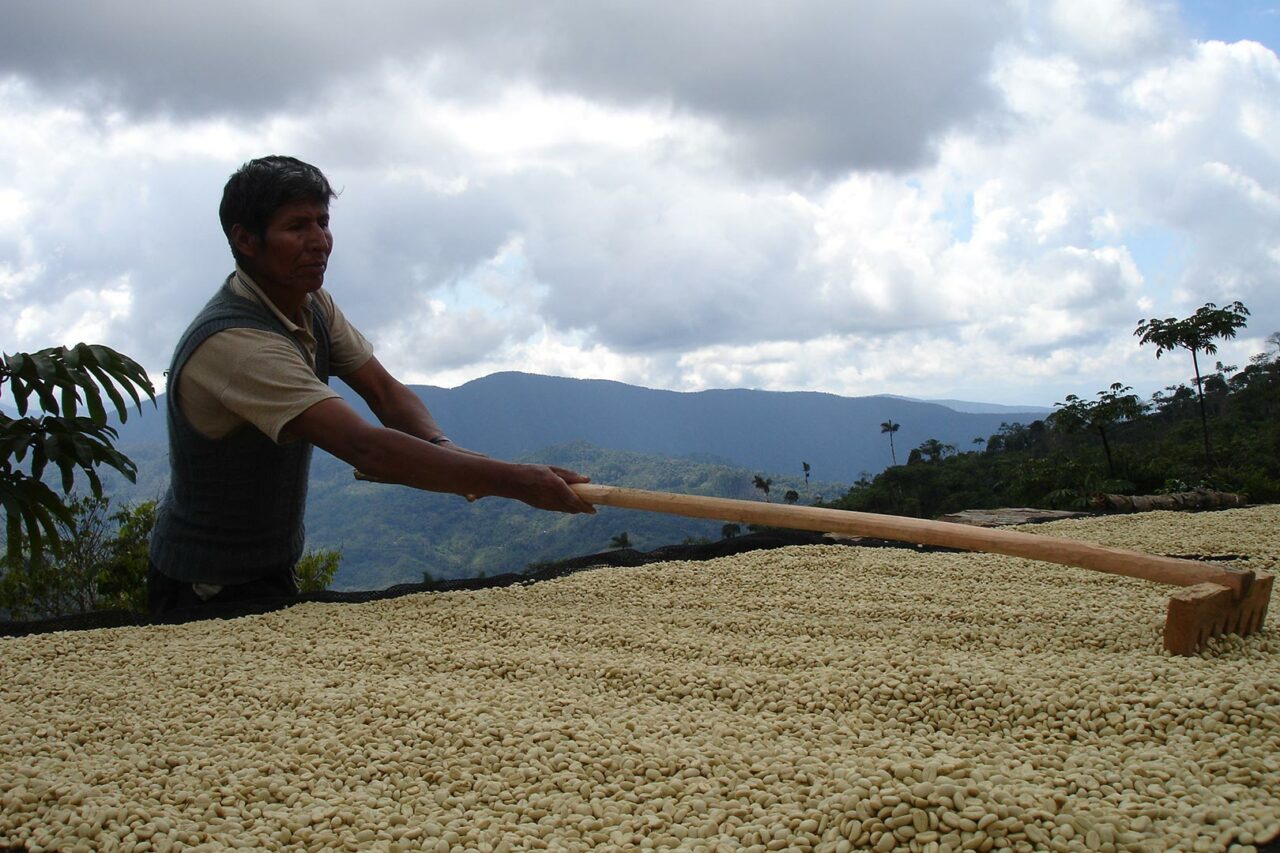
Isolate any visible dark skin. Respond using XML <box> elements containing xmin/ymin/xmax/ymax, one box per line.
<box><xmin>230</xmin><ymin>200</ymin><xmax>596</xmax><ymax>514</ymax></box>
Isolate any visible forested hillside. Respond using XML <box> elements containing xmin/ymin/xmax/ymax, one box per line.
<box><xmin>829</xmin><ymin>344</ymin><xmax>1280</xmax><ymax>518</ymax></box>
<box><xmin>309</xmin><ymin>442</ymin><xmax>850</xmax><ymax>588</ymax></box>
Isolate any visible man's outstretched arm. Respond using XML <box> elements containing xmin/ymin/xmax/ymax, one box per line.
<box><xmin>285</xmin><ymin>397</ymin><xmax>595</xmax><ymax>514</ymax></box>
<box><xmin>338</xmin><ymin>355</ymin><xmax>456</xmax><ymax>446</ymax></box>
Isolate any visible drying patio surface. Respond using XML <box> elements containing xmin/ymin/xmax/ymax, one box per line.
<box><xmin>1</xmin><ymin>506</ymin><xmax>1277</xmax><ymax>852</ymax></box>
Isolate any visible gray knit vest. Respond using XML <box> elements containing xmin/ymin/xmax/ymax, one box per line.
<box><xmin>149</xmin><ymin>281</ymin><xmax>332</xmax><ymax>584</ymax></box>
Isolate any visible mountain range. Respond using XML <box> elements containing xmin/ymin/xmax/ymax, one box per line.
<box><xmin>111</xmin><ymin>371</ymin><xmax>1050</xmax><ymax>484</ymax></box>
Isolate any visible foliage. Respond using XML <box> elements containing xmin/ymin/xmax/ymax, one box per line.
<box><xmin>1</xmin><ymin>343</ymin><xmax>155</xmax><ymax>568</ymax></box>
<box><xmin>1051</xmin><ymin>383</ymin><xmax>1147</xmax><ymax>477</ymax></box>
<box><xmin>295</xmin><ymin>547</ymin><xmax>341</xmax><ymax>593</ymax></box>
<box><xmin>0</xmin><ymin>495</ymin><xmax>156</xmax><ymax>619</ymax></box>
<box><xmin>827</xmin><ymin>332</ymin><xmax>1280</xmax><ymax>519</ymax></box>
<box><xmin>95</xmin><ymin>499</ymin><xmax>156</xmax><ymax>613</ymax></box>
<box><xmin>915</xmin><ymin>438</ymin><xmax>955</xmax><ymax>463</ymax></box>
<box><xmin>609</xmin><ymin>532</ymin><xmax>631</xmax><ymax>549</ymax></box>
<box><xmin>752</xmin><ymin>475</ymin><xmax>772</xmax><ymax>501</ymax></box>
<box><xmin>1135</xmin><ymin>301</ymin><xmax>1250</xmax><ymax>468</ymax></box>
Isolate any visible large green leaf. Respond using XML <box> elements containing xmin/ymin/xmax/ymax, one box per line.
<box><xmin>0</xmin><ymin>343</ymin><xmax>154</xmax><ymax>568</ymax></box>
<box><xmin>0</xmin><ymin>473</ymin><xmax>71</xmax><ymax>567</ymax></box>
<box><xmin>83</xmin><ymin>361</ymin><xmax>131</xmax><ymax>423</ymax></box>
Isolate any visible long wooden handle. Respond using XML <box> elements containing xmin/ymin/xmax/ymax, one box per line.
<box><xmin>571</xmin><ymin>484</ymin><xmax>1254</xmax><ymax>596</ymax></box>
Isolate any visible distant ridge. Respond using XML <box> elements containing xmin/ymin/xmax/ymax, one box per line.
<box><xmin>923</xmin><ymin>398</ymin><xmax>1054</xmax><ymax>415</ymax></box>
<box><xmin>878</xmin><ymin>393</ymin><xmax>1053</xmax><ymax>415</ymax></box>
<box><xmin>111</xmin><ymin>371</ymin><xmax>1051</xmax><ymax>482</ymax></box>
<box><xmin>328</xmin><ymin>372</ymin><xmax>1049</xmax><ymax>483</ymax></box>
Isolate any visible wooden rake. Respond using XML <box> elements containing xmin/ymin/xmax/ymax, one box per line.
<box><xmin>568</xmin><ymin>484</ymin><xmax>1273</xmax><ymax>656</ymax></box>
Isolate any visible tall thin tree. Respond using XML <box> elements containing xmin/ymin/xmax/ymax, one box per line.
<box><xmin>1135</xmin><ymin>301</ymin><xmax>1249</xmax><ymax>468</ymax></box>
<box><xmin>880</xmin><ymin>420</ymin><xmax>900</xmax><ymax>466</ymax></box>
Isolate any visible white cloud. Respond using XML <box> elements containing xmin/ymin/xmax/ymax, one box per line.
<box><xmin>12</xmin><ymin>276</ymin><xmax>133</xmax><ymax>348</ymax></box>
<box><xmin>1047</xmin><ymin>0</ymin><xmax>1175</xmax><ymax>61</ymax></box>
<box><xmin>0</xmin><ymin>1</ymin><xmax>1016</xmax><ymax>177</ymax></box>
<box><xmin>0</xmin><ymin>0</ymin><xmax>1277</xmax><ymax>412</ymax></box>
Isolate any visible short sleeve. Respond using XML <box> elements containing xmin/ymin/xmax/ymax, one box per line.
<box><xmin>179</xmin><ymin>329</ymin><xmax>342</xmax><ymax>444</ymax></box>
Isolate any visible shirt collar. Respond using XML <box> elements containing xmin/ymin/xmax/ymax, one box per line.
<box><xmin>232</xmin><ymin>266</ymin><xmax>310</xmax><ymax>334</ymax></box>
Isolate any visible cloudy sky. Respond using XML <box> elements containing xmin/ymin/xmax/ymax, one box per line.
<box><xmin>2</xmin><ymin>0</ymin><xmax>1278</xmax><ymax>407</ymax></box>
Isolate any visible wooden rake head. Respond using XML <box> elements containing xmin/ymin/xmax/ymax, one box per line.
<box><xmin>1164</xmin><ymin>571</ymin><xmax>1274</xmax><ymax>655</ymax></box>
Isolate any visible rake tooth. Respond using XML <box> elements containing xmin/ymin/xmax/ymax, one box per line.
<box><xmin>1223</xmin><ymin>611</ymin><xmax>1242</xmax><ymax>635</ymax></box>
<box><xmin>1241</xmin><ymin>572</ymin><xmax>1273</xmax><ymax>637</ymax></box>
<box><xmin>1246</xmin><ymin>602</ymin><xmax>1267</xmax><ymax>634</ymax></box>
<box><xmin>1243</xmin><ymin>609</ymin><xmax>1259</xmax><ymax>633</ymax></box>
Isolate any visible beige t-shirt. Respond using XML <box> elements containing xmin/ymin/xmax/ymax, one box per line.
<box><xmin>176</xmin><ymin>269</ymin><xmax>374</xmax><ymax>442</ymax></box>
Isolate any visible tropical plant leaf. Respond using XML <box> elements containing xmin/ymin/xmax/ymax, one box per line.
<box><xmin>60</xmin><ymin>381</ymin><xmax>79</xmax><ymax>420</ymax></box>
<box><xmin>0</xmin><ymin>473</ymin><xmax>71</xmax><ymax>567</ymax></box>
<box><xmin>83</xmin><ymin>361</ymin><xmax>131</xmax><ymax>423</ymax></box>
<box><xmin>1</xmin><ymin>343</ymin><xmax>154</xmax><ymax>568</ymax></box>
<box><xmin>3</xmin><ymin>507</ymin><xmax>20</xmax><ymax>568</ymax></box>
<box><xmin>77</xmin><ymin>374</ymin><xmax>107</xmax><ymax>425</ymax></box>
<box><xmin>20</xmin><ymin>353</ymin><xmax>60</xmax><ymax>413</ymax></box>
<box><xmin>29</xmin><ymin>350</ymin><xmax>56</xmax><ymax>386</ymax></box>
<box><xmin>0</xmin><ymin>416</ymin><xmax>35</xmax><ymax>462</ymax></box>
<box><xmin>89</xmin><ymin>345</ymin><xmax>154</xmax><ymax>399</ymax></box>
<box><xmin>9</xmin><ymin>372</ymin><xmax>33</xmax><ymax>416</ymax></box>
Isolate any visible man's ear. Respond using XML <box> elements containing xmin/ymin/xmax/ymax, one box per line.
<box><xmin>230</xmin><ymin>224</ymin><xmax>260</xmax><ymax>259</ymax></box>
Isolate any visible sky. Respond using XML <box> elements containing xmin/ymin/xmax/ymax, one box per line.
<box><xmin>1</xmin><ymin>0</ymin><xmax>1278</xmax><ymax>408</ymax></box>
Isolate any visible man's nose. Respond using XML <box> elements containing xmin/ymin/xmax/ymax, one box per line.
<box><xmin>306</xmin><ymin>224</ymin><xmax>331</xmax><ymax>250</ymax></box>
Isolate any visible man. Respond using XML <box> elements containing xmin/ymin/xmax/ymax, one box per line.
<box><xmin>148</xmin><ymin>155</ymin><xmax>594</xmax><ymax>617</ymax></box>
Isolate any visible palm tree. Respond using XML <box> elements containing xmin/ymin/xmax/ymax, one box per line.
<box><xmin>1135</xmin><ymin>301</ymin><xmax>1250</xmax><ymax>468</ymax></box>
<box><xmin>609</xmin><ymin>532</ymin><xmax>631</xmax><ymax>549</ymax></box>
<box><xmin>880</xmin><ymin>420</ymin><xmax>900</xmax><ymax>465</ymax></box>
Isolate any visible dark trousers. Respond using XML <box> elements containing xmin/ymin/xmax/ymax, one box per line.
<box><xmin>147</xmin><ymin>562</ymin><xmax>299</xmax><ymax>620</ymax></box>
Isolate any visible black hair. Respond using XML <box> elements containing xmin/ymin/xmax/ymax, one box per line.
<box><xmin>219</xmin><ymin>156</ymin><xmax>337</xmax><ymax>264</ymax></box>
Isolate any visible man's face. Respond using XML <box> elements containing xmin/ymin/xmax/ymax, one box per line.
<box><xmin>236</xmin><ymin>199</ymin><xmax>333</xmax><ymax>302</ymax></box>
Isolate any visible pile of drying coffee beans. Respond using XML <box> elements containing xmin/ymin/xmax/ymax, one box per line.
<box><xmin>2</xmin><ymin>506</ymin><xmax>1276</xmax><ymax>852</ymax></box>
